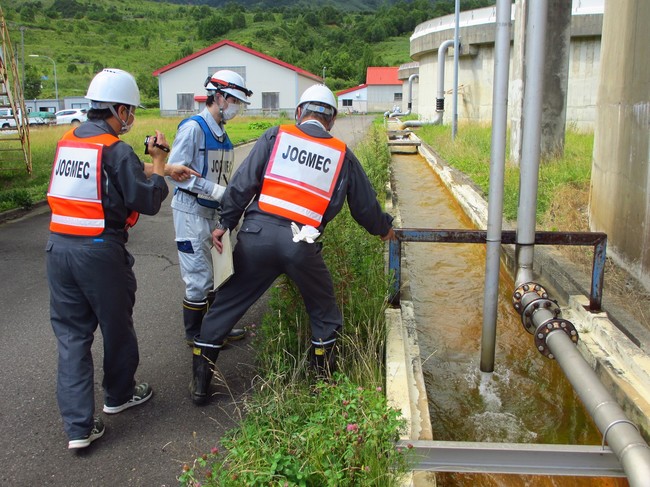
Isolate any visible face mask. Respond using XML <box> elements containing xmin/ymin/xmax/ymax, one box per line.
<box><xmin>120</xmin><ymin>107</ymin><xmax>135</xmax><ymax>134</ymax></box>
<box><xmin>221</xmin><ymin>101</ymin><xmax>241</xmax><ymax>121</ymax></box>
<box><xmin>109</xmin><ymin>105</ymin><xmax>135</xmax><ymax>134</ymax></box>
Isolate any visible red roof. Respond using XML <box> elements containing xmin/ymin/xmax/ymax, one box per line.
<box><xmin>152</xmin><ymin>39</ymin><xmax>321</xmax><ymax>81</ymax></box>
<box><xmin>336</xmin><ymin>84</ymin><xmax>368</xmax><ymax>96</ymax></box>
<box><xmin>366</xmin><ymin>67</ymin><xmax>400</xmax><ymax>85</ymax></box>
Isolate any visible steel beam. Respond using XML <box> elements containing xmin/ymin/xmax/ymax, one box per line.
<box><xmin>397</xmin><ymin>439</ymin><xmax>625</xmax><ymax>477</ymax></box>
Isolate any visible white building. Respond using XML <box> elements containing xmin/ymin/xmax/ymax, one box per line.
<box><xmin>152</xmin><ymin>39</ymin><xmax>321</xmax><ymax>116</ymax></box>
<box><xmin>336</xmin><ymin>67</ymin><xmax>402</xmax><ymax>114</ymax></box>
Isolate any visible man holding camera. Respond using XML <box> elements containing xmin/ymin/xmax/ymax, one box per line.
<box><xmin>46</xmin><ymin>68</ymin><xmax>197</xmax><ymax>450</ymax></box>
<box><xmin>167</xmin><ymin>70</ymin><xmax>252</xmax><ymax>347</ymax></box>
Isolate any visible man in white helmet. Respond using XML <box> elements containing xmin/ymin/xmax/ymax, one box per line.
<box><xmin>46</xmin><ymin>68</ymin><xmax>197</xmax><ymax>450</ymax></box>
<box><xmin>188</xmin><ymin>84</ymin><xmax>396</xmax><ymax>405</ymax></box>
<box><xmin>167</xmin><ymin>69</ymin><xmax>252</xmax><ymax>347</ymax></box>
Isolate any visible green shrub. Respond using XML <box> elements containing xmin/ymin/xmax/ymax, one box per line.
<box><xmin>0</xmin><ymin>188</ymin><xmax>34</xmax><ymax>212</ymax></box>
<box><xmin>179</xmin><ymin>375</ymin><xmax>410</xmax><ymax>487</ymax></box>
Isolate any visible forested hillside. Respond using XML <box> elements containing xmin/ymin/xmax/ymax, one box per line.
<box><xmin>4</xmin><ymin>0</ymin><xmax>495</xmax><ymax>106</ymax></box>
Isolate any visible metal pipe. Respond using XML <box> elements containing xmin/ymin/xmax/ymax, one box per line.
<box><xmin>512</xmin><ymin>278</ymin><xmax>650</xmax><ymax>485</ymax></box>
<box><xmin>436</xmin><ymin>39</ymin><xmax>455</xmax><ymax>113</ymax></box>
<box><xmin>514</xmin><ymin>0</ymin><xmax>548</xmax><ymax>287</ymax></box>
<box><xmin>399</xmin><ymin>40</ymin><xmax>454</xmax><ymax>129</ymax></box>
<box><xmin>385</xmin><ymin>74</ymin><xmax>419</xmax><ymax>118</ymax></box>
<box><xmin>547</xmin><ymin>330</ymin><xmax>650</xmax><ymax>486</ymax></box>
<box><xmin>452</xmin><ymin>0</ymin><xmax>460</xmax><ymax>139</ymax></box>
<box><xmin>480</xmin><ymin>0</ymin><xmax>513</xmax><ymax>373</ymax></box>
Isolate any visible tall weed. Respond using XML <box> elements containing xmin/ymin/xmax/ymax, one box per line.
<box><xmin>417</xmin><ymin>123</ymin><xmax>593</xmax><ymax>222</ymax></box>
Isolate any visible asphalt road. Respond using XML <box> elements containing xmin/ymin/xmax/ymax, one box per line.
<box><xmin>0</xmin><ymin>115</ymin><xmax>373</xmax><ymax>486</ymax></box>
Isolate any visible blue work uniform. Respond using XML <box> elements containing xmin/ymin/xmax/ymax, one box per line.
<box><xmin>168</xmin><ymin>110</ymin><xmax>233</xmax><ymax>296</ymax></box>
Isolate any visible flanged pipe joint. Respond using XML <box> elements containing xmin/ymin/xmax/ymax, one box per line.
<box><xmin>512</xmin><ymin>282</ymin><xmax>579</xmax><ymax>359</ymax></box>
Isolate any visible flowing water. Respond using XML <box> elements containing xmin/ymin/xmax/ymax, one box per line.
<box><xmin>390</xmin><ymin>153</ymin><xmax>628</xmax><ymax>487</ymax></box>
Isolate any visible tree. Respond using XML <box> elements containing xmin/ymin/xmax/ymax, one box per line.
<box><xmin>49</xmin><ymin>0</ymin><xmax>86</xmax><ymax>19</ymax></box>
<box><xmin>198</xmin><ymin>14</ymin><xmax>232</xmax><ymax>40</ymax></box>
<box><xmin>232</xmin><ymin>12</ymin><xmax>246</xmax><ymax>29</ymax></box>
<box><xmin>23</xmin><ymin>66</ymin><xmax>42</xmax><ymax>100</ymax></box>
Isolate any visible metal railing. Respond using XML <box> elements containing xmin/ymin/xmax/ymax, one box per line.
<box><xmin>388</xmin><ymin>228</ymin><xmax>607</xmax><ymax>310</ymax></box>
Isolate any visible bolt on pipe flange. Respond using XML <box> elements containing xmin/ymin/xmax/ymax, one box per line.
<box><xmin>534</xmin><ymin>318</ymin><xmax>579</xmax><ymax>359</ymax></box>
<box><xmin>520</xmin><ymin>297</ymin><xmax>561</xmax><ymax>335</ymax></box>
<box><xmin>512</xmin><ymin>282</ymin><xmax>549</xmax><ymax>315</ymax></box>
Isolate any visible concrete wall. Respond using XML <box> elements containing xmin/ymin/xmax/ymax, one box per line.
<box><xmin>367</xmin><ymin>85</ymin><xmax>402</xmax><ymax>113</ymax></box>
<box><xmin>337</xmin><ymin>86</ymin><xmax>368</xmax><ymax>114</ymax></box>
<box><xmin>590</xmin><ymin>0</ymin><xmax>650</xmax><ymax>290</ymax></box>
<box><xmin>410</xmin><ymin>3</ymin><xmax>603</xmax><ymax>131</ymax></box>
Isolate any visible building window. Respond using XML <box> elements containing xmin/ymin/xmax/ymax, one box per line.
<box><xmin>394</xmin><ymin>93</ymin><xmax>403</xmax><ymax>101</ymax></box>
<box><xmin>342</xmin><ymin>99</ymin><xmax>353</xmax><ymax>107</ymax></box>
<box><xmin>262</xmin><ymin>92</ymin><xmax>279</xmax><ymax>111</ymax></box>
<box><xmin>177</xmin><ymin>93</ymin><xmax>194</xmax><ymax>112</ymax></box>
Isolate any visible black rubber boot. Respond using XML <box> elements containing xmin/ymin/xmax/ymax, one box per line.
<box><xmin>309</xmin><ymin>342</ymin><xmax>338</xmax><ymax>380</ymax></box>
<box><xmin>183</xmin><ymin>298</ymin><xmax>208</xmax><ymax>346</ymax></box>
<box><xmin>190</xmin><ymin>343</ymin><xmax>219</xmax><ymax>405</ymax></box>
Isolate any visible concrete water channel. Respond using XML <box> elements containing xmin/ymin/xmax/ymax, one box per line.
<box><xmin>385</xmin><ymin>134</ymin><xmax>650</xmax><ymax>486</ymax></box>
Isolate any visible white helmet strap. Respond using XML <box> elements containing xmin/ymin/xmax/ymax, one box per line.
<box><xmin>108</xmin><ymin>104</ymin><xmax>133</xmax><ymax>134</ymax></box>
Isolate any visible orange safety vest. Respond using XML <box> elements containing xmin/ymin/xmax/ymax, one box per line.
<box><xmin>47</xmin><ymin>130</ymin><xmax>139</xmax><ymax>236</ymax></box>
<box><xmin>258</xmin><ymin>124</ymin><xmax>346</xmax><ymax>227</ymax></box>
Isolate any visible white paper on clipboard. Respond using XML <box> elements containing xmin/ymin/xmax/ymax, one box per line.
<box><xmin>211</xmin><ymin>229</ymin><xmax>234</xmax><ymax>289</ymax></box>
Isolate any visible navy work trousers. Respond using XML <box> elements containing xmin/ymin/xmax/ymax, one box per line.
<box><xmin>199</xmin><ymin>217</ymin><xmax>342</xmax><ymax>347</ymax></box>
<box><xmin>46</xmin><ymin>234</ymin><xmax>138</xmax><ymax>440</ymax></box>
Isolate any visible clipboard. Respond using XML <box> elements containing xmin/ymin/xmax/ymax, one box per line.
<box><xmin>211</xmin><ymin>229</ymin><xmax>234</xmax><ymax>289</ymax></box>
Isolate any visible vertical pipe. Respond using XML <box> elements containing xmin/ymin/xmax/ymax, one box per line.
<box><xmin>452</xmin><ymin>0</ymin><xmax>460</xmax><ymax>140</ymax></box>
<box><xmin>515</xmin><ymin>0</ymin><xmax>548</xmax><ymax>287</ymax></box>
<box><xmin>437</xmin><ymin>40</ymin><xmax>454</xmax><ymax>102</ymax></box>
<box><xmin>480</xmin><ymin>0</ymin><xmax>513</xmax><ymax>372</ymax></box>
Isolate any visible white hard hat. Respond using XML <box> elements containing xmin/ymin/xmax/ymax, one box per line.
<box><xmin>205</xmin><ymin>70</ymin><xmax>252</xmax><ymax>105</ymax></box>
<box><xmin>298</xmin><ymin>84</ymin><xmax>337</xmax><ymax>116</ymax></box>
<box><xmin>85</xmin><ymin>68</ymin><xmax>141</xmax><ymax>108</ymax></box>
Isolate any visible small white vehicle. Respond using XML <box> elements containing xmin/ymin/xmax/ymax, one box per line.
<box><xmin>55</xmin><ymin>108</ymin><xmax>88</xmax><ymax>125</ymax></box>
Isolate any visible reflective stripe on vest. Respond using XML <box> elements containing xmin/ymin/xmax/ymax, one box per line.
<box><xmin>258</xmin><ymin>124</ymin><xmax>346</xmax><ymax>227</ymax></box>
<box><xmin>47</xmin><ymin>130</ymin><xmax>132</xmax><ymax>236</ymax></box>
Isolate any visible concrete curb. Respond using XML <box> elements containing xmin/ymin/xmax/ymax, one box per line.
<box><xmin>0</xmin><ymin>200</ymin><xmax>49</xmax><ymax>225</ymax></box>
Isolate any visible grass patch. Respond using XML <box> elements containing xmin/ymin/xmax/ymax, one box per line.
<box><xmin>416</xmin><ymin>123</ymin><xmax>593</xmax><ymax>222</ymax></box>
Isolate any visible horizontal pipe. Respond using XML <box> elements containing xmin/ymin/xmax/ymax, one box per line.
<box><xmin>547</xmin><ymin>331</ymin><xmax>650</xmax><ymax>486</ymax></box>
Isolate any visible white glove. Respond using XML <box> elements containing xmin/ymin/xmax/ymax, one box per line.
<box><xmin>209</xmin><ymin>183</ymin><xmax>226</xmax><ymax>202</ymax></box>
<box><xmin>291</xmin><ymin>222</ymin><xmax>321</xmax><ymax>243</ymax></box>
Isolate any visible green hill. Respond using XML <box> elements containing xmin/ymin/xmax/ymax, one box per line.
<box><xmin>3</xmin><ymin>0</ymin><xmax>494</xmax><ymax>106</ymax></box>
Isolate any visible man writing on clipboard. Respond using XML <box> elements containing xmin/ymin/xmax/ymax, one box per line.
<box><xmin>167</xmin><ymin>70</ymin><xmax>251</xmax><ymax>347</ymax></box>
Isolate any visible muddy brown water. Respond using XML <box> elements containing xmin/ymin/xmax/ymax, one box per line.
<box><xmin>390</xmin><ymin>153</ymin><xmax>628</xmax><ymax>487</ymax></box>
